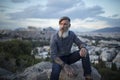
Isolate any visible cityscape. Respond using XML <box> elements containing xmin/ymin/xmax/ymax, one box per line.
<box><xmin>0</xmin><ymin>26</ymin><xmax>120</xmax><ymax>80</ymax></box>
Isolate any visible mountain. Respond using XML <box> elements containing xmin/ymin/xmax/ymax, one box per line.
<box><xmin>44</xmin><ymin>27</ymin><xmax>56</xmax><ymax>31</ymax></box>
<box><xmin>92</xmin><ymin>27</ymin><xmax>120</xmax><ymax>32</ymax></box>
<box><xmin>15</xmin><ymin>27</ymin><xmax>27</xmax><ymax>31</ymax></box>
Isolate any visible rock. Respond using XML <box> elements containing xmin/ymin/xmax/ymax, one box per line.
<box><xmin>15</xmin><ymin>62</ymin><xmax>52</xmax><ymax>80</ymax></box>
<box><xmin>0</xmin><ymin>67</ymin><xmax>13</xmax><ymax>80</ymax></box>
<box><xmin>0</xmin><ymin>68</ymin><xmax>13</xmax><ymax>76</ymax></box>
<box><xmin>100</xmin><ymin>48</ymin><xmax>116</xmax><ymax>61</ymax></box>
<box><xmin>113</xmin><ymin>51</ymin><xmax>120</xmax><ymax>63</ymax></box>
<box><xmin>3</xmin><ymin>61</ymin><xmax>101</xmax><ymax>80</ymax></box>
<box><xmin>59</xmin><ymin>61</ymin><xmax>101</xmax><ymax>80</ymax></box>
<box><xmin>113</xmin><ymin>51</ymin><xmax>120</xmax><ymax>69</ymax></box>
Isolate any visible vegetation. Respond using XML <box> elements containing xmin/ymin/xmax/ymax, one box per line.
<box><xmin>0</xmin><ymin>39</ymin><xmax>45</xmax><ymax>72</ymax></box>
<box><xmin>30</xmin><ymin>40</ymin><xmax>50</xmax><ymax>48</ymax></box>
<box><xmin>92</xmin><ymin>59</ymin><xmax>120</xmax><ymax>80</ymax></box>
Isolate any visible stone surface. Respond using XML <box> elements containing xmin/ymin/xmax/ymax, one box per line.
<box><xmin>1</xmin><ymin>61</ymin><xmax>101</xmax><ymax>80</ymax></box>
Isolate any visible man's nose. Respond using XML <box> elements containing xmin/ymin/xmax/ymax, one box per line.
<box><xmin>61</xmin><ymin>25</ymin><xmax>65</xmax><ymax>28</ymax></box>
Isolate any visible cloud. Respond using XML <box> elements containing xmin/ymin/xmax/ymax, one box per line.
<box><xmin>9</xmin><ymin>0</ymin><xmax>104</xmax><ymax>20</ymax></box>
<box><xmin>1</xmin><ymin>0</ymin><xmax>120</xmax><ymax>30</ymax></box>
<box><xmin>71</xmin><ymin>18</ymin><xmax>109</xmax><ymax>30</ymax></box>
<box><xmin>96</xmin><ymin>16</ymin><xmax>120</xmax><ymax>27</ymax></box>
<box><xmin>11</xmin><ymin>0</ymin><xmax>29</xmax><ymax>3</ymax></box>
<box><xmin>47</xmin><ymin>0</ymin><xmax>84</xmax><ymax>9</ymax></box>
<box><xmin>111</xmin><ymin>14</ymin><xmax>119</xmax><ymax>18</ymax></box>
<box><xmin>9</xmin><ymin>4</ymin><xmax>53</xmax><ymax>19</ymax></box>
<box><xmin>0</xmin><ymin>18</ymin><xmax>20</xmax><ymax>30</ymax></box>
<box><xmin>21</xmin><ymin>18</ymin><xmax>58</xmax><ymax>28</ymax></box>
<box><xmin>66</xmin><ymin>5</ymin><xmax>104</xmax><ymax>19</ymax></box>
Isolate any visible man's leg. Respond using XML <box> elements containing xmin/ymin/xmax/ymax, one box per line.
<box><xmin>68</xmin><ymin>50</ymin><xmax>81</xmax><ymax>64</ymax></box>
<box><xmin>68</xmin><ymin>50</ymin><xmax>92</xmax><ymax>80</ymax></box>
<box><xmin>81</xmin><ymin>52</ymin><xmax>91</xmax><ymax>76</ymax></box>
<box><xmin>50</xmin><ymin>63</ymin><xmax>62</xmax><ymax>80</ymax></box>
<box><xmin>50</xmin><ymin>56</ymin><xmax>71</xmax><ymax>80</ymax></box>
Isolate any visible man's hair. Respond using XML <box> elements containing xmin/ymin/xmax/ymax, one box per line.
<box><xmin>59</xmin><ymin>16</ymin><xmax>71</xmax><ymax>24</ymax></box>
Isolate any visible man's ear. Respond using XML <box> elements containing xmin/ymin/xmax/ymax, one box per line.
<box><xmin>69</xmin><ymin>24</ymin><xmax>71</xmax><ymax>28</ymax></box>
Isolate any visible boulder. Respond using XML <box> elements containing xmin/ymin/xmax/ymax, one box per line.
<box><xmin>2</xmin><ymin>61</ymin><xmax>101</xmax><ymax>80</ymax></box>
<box><xmin>59</xmin><ymin>61</ymin><xmax>101</xmax><ymax>80</ymax></box>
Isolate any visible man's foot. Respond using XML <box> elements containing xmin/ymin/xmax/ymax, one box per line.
<box><xmin>85</xmin><ymin>75</ymin><xmax>93</xmax><ymax>80</ymax></box>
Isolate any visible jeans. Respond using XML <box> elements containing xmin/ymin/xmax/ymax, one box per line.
<box><xmin>50</xmin><ymin>50</ymin><xmax>91</xmax><ymax>80</ymax></box>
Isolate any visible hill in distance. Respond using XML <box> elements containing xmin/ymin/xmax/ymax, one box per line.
<box><xmin>44</xmin><ymin>27</ymin><xmax>56</xmax><ymax>31</ymax></box>
<box><xmin>92</xmin><ymin>27</ymin><xmax>120</xmax><ymax>32</ymax></box>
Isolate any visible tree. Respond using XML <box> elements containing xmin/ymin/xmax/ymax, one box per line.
<box><xmin>111</xmin><ymin>63</ymin><xmax>117</xmax><ymax>71</ymax></box>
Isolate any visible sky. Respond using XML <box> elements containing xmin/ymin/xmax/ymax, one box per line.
<box><xmin>0</xmin><ymin>0</ymin><xmax>120</xmax><ymax>32</ymax></box>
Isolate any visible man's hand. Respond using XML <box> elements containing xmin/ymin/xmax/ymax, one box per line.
<box><xmin>79</xmin><ymin>48</ymin><xmax>87</xmax><ymax>57</ymax></box>
<box><xmin>63</xmin><ymin>64</ymin><xmax>77</xmax><ymax>77</ymax></box>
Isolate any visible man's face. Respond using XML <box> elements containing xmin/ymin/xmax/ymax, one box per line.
<box><xmin>59</xmin><ymin>20</ymin><xmax>70</xmax><ymax>32</ymax></box>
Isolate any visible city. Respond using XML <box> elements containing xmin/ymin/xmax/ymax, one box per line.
<box><xmin>0</xmin><ymin>26</ymin><xmax>120</xmax><ymax>80</ymax></box>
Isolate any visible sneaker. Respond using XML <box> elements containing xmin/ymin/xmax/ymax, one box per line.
<box><xmin>85</xmin><ymin>75</ymin><xmax>93</xmax><ymax>80</ymax></box>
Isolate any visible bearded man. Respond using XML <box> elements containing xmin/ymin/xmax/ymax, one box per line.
<box><xmin>50</xmin><ymin>16</ymin><xmax>92</xmax><ymax>80</ymax></box>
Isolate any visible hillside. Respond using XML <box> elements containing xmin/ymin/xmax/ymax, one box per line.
<box><xmin>92</xmin><ymin>27</ymin><xmax>120</xmax><ymax>32</ymax></box>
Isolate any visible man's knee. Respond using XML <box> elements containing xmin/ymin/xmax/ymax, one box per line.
<box><xmin>52</xmin><ymin>63</ymin><xmax>62</xmax><ymax>74</ymax></box>
<box><xmin>50</xmin><ymin>63</ymin><xmax>62</xmax><ymax>80</ymax></box>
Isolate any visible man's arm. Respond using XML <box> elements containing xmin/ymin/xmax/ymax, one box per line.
<box><xmin>73</xmin><ymin>32</ymin><xmax>88</xmax><ymax>57</ymax></box>
<box><xmin>50</xmin><ymin>34</ymin><xmax>65</xmax><ymax>67</ymax></box>
<box><xmin>54</xmin><ymin>57</ymin><xmax>65</xmax><ymax>67</ymax></box>
<box><xmin>73</xmin><ymin>32</ymin><xmax>86</xmax><ymax>49</ymax></box>
<box><xmin>54</xmin><ymin>56</ymin><xmax>76</xmax><ymax>77</ymax></box>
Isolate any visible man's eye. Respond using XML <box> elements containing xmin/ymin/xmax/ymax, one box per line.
<box><xmin>60</xmin><ymin>23</ymin><xmax>68</xmax><ymax>25</ymax></box>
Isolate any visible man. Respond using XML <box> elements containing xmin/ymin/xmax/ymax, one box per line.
<box><xmin>50</xmin><ymin>16</ymin><xmax>92</xmax><ymax>80</ymax></box>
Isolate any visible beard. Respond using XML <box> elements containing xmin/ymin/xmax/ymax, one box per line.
<box><xmin>58</xmin><ymin>29</ymin><xmax>69</xmax><ymax>38</ymax></box>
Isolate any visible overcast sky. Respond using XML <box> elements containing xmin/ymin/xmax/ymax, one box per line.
<box><xmin>0</xmin><ymin>0</ymin><xmax>120</xmax><ymax>32</ymax></box>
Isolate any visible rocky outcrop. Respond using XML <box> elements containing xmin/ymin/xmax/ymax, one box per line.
<box><xmin>0</xmin><ymin>68</ymin><xmax>13</xmax><ymax>80</ymax></box>
<box><xmin>100</xmin><ymin>48</ymin><xmax>117</xmax><ymax>61</ymax></box>
<box><xmin>113</xmin><ymin>52</ymin><xmax>120</xmax><ymax>63</ymax></box>
<box><xmin>0</xmin><ymin>68</ymin><xmax>13</xmax><ymax>76</ymax></box>
<box><xmin>1</xmin><ymin>61</ymin><xmax>101</xmax><ymax>80</ymax></box>
<box><xmin>59</xmin><ymin>61</ymin><xmax>101</xmax><ymax>80</ymax></box>
<box><xmin>113</xmin><ymin>51</ymin><xmax>120</xmax><ymax>69</ymax></box>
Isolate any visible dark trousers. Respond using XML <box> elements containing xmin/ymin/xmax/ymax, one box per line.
<box><xmin>50</xmin><ymin>50</ymin><xmax>91</xmax><ymax>80</ymax></box>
